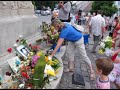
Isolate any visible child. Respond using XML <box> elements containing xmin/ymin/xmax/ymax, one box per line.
<box><xmin>83</xmin><ymin>31</ymin><xmax>90</xmax><ymax>48</ymax></box>
<box><xmin>108</xmin><ymin>48</ymin><xmax>120</xmax><ymax>89</ymax></box>
<box><xmin>95</xmin><ymin>58</ymin><xmax>114</xmax><ymax>89</ymax></box>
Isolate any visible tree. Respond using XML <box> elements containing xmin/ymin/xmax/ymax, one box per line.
<box><xmin>91</xmin><ymin>1</ymin><xmax>118</xmax><ymax>16</ymax></box>
<box><xmin>31</xmin><ymin>1</ymin><xmax>58</xmax><ymax>10</ymax></box>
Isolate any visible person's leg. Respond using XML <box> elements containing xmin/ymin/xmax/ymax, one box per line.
<box><xmin>112</xmin><ymin>30</ymin><xmax>117</xmax><ymax>48</ymax></box>
<box><xmin>75</xmin><ymin>37</ymin><xmax>95</xmax><ymax>80</ymax></box>
<box><xmin>114</xmin><ymin>75</ymin><xmax>120</xmax><ymax>89</ymax></box>
<box><xmin>64</xmin><ymin>41</ymin><xmax>75</xmax><ymax>72</ymax></box>
<box><xmin>92</xmin><ymin>35</ymin><xmax>101</xmax><ymax>53</ymax></box>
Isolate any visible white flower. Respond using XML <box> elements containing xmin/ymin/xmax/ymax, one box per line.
<box><xmin>100</xmin><ymin>42</ymin><xmax>105</xmax><ymax>48</ymax></box>
<box><xmin>13</xmin><ymin>43</ymin><xmax>18</xmax><ymax>47</ymax></box>
<box><xmin>104</xmin><ymin>48</ymin><xmax>113</xmax><ymax>56</ymax></box>
<box><xmin>19</xmin><ymin>35</ymin><xmax>23</xmax><ymax>39</ymax></box>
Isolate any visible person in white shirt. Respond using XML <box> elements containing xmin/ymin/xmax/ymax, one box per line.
<box><xmin>89</xmin><ymin>10</ymin><xmax>106</xmax><ymax>53</ymax></box>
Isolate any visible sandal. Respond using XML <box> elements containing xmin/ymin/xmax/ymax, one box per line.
<box><xmin>90</xmin><ymin>71</ymin><xmax>96</xmax><ymax>81</ymax></box>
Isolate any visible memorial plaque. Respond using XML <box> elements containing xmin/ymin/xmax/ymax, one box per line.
<box><xmin>72</xmin><ymin>73</ymin><xmax>85</xmax><ymax>86</ymax></box>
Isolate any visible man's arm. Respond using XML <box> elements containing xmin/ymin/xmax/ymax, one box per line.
<box><xmin>88</xmin><ymin>18</ymin><xmax>92</xmax><ymax>34</ymax></box>
<box><xmin>101</xmin><ymin>18</ymin><xmax>106</xmax><ymax>37</ymax></box>
<box><xmin>113</xmin><ymin>35</ymin><xmax>120</xmax><ymax>41</ymax></box>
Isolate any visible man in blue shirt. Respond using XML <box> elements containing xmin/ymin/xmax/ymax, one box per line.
<box><xmin>49</xmin><ymin>19</ymin><xmax>95</xmax><ymax>80</ymax></box>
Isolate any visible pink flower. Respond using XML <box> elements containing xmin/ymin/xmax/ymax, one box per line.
<box><xmin>53</xmin><ymin>31</ymin><xmax>57</xmax><ymax>35</ymax></box>
<box><xmin>31</xmin><ymin>55</ymin><xmax>40</xmax><ymax>67</ymax></box>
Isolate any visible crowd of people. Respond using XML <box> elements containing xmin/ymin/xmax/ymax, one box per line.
<box><xmin>50</xmin><ymin>1</ymin><xmax>120</xmax><ymax>89</ymax></box>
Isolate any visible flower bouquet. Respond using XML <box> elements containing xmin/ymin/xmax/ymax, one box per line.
<box><xmin>98</xmin><ymin>36</ymin><xmax>114</xmax><ymax>56</ymax></box>
<box><xmin>4</xmin><ymin>35</ymin><xmax>62</xmax><ymax>89</ymax></box>
<box><xmin>45</xmin><ymin>55</ymin><xmax>61</xmax><ymax>72</ymax></box>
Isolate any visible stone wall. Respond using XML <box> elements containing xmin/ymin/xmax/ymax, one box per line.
<box><xmin>0</xmin><ymin>1</ymin><xmax>39</xmax><ymax>56</ymax></box>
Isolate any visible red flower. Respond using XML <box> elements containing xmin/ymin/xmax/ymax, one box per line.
<box><xmin>26</xmin><ymin>66</ymin><xmax>30</xmax><ymax>70</ymax></box>
<box><xmin>29</xmin><ymin>44</ymin><xmax>32</xmax><ymax>47</ymax></box>
<box><xmin>27</xmin><ymin>84</ymin><xmax>33</xmax><ymax>87</ymax></box>
<box><xmin>31</xmin><ymin>45</ymin><xmax>40</xmax><ymax>50</ymax></box>
<box><xmin>21</xmin><ymin>72</ymin><xmax>29</xmax><ymax>79</ymax></box>
<box><xmin>7</xmin><ymin>48</ymin><xmax>12</xmax><ymax>53</ymax></box>
<box><xmin>6</xmin><ymin>72</ymin><xmax>11</xmax><ymax>76</ymax></box>
<box><xmin>16</xmin><ymin>39</ymin><xmax>19</xmax><ymax>43</ymax></box>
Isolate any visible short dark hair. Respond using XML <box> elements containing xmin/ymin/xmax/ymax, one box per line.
<box><xmin>95</xmin><ymin>58</ymin><xmax>114</xmax><ymax>76</ymax></box>
<box><xmin>114</xmin><ymin>16</ymin><xmax>118</xmax><ymax>20</ymax></box>
<box><xmin>97</xmin><ymin>10</ymin><xmax>102</xmax><ymax>14</ymax></box>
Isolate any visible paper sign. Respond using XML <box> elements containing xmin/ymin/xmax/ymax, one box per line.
<box><xmin>7</xmin><ymin>56</ymin><xmax>21</xmax><ymax>73</ymax></box>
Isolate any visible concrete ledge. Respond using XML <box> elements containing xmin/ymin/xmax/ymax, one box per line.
<box><xmin>0</xmin><ymin>34</ymin><xmax>65</xmax><ymax>89</ymax></box>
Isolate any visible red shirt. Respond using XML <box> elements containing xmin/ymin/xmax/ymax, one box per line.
<box><xmin>75</xmin><ymin>15</ymin><xmax>79</xmax><ymax>20</ymax></box>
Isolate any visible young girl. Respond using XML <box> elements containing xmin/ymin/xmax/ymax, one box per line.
<box><xmin>108</xmin><ymin>48</ymin><xmax>120</xmax><ymax>89</ymax></box>
<box><xmin>95</xmin><ymin>58</ymin><xmax>114</xmax><ymax>89</ymax></box>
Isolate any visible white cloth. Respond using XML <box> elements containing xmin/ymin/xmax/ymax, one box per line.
<box><xmin>89</xmin><ymin>14</ymin><xmax>106</xmax><ymax>36</ymax></box>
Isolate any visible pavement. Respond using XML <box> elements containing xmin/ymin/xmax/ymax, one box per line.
<box><xmin>35</xmin><ymin>15</ymin><xmax>117</xmax><ymax>89</ymax></box>
<box><xmin>57</xmin><ymin>25</ymin><xmax>117</xmax><ymax>89</ymax></box>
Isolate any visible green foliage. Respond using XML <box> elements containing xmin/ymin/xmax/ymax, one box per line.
<box><xmin>91</xmin><ymin>1</ymin><xmax>118</xmax><ymax>16</ymax></box>
<box><xmin>33</xmin><ymin>53</ymin><xmax>46</xmax><ymax>88</ymax></box>
<box><xmin>31</xmin><ymin>1</ymin><xmax>58</xmax><ymax>10</ymax></box>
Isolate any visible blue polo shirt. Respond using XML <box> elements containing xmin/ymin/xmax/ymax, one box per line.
<box><xmin>60</xmin><ymin>23</ymin><xmax>82</xmax><ymax>42</ymax></box>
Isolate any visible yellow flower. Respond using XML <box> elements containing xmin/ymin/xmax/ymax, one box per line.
<box><xmin>49</xmin><ymin>60</ymin><xmax>53</xmax><ymax>65</ymax></box>
<box><xmin>46</xmin><ymin>70</ymin><xmax>56</xmax><ymax>76</ymax></box>
<box><xmin>37</xmin><ymin>51</ymin><xmax>43</xmax><ymax>56</ymax></box>
<box><xmin>32</xmin><ymin>69</ymin><xmax>34</xmax><ymax>74</ymax></box>
<box><xmin>98</xmin><ymin>49</ymin><xmax>104</xmax><ymax>54</ymax></box>
<box><xmin>45</xmin><ymin>56</ymin><xmax>49</xmax><ymax>62</ymax></box>
<box><xmin>30</xmin><ymin>52</ymin><xmax>34</xmax><ymax>56</ymax></box>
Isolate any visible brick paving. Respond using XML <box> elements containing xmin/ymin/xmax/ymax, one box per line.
<box><xmin>57</xmin><ymin>25</ymin><xmax>117</xmax><ymax>89</ymax></box>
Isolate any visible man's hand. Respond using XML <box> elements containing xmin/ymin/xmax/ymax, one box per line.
<box><xmin>59</xmin><ymin>1</ymin><xmax>64</xmax><ymax>8</ymax></box>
